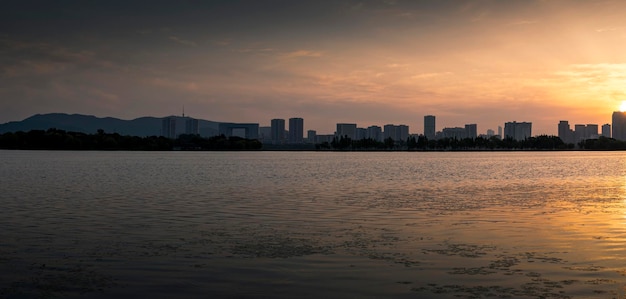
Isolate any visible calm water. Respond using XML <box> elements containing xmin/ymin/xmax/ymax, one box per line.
<box><xmin>2</xmin><ymin>150</ymin><xmax>626</xmax><ymax>298</ymax></box>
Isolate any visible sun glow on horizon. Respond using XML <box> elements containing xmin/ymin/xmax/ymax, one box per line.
<box><xmin>620</xmin><ymin>101</ymin><xmax>626</xmax><ymax>112</ymax></box>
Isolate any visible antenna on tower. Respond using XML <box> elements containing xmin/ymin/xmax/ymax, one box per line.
<box><xmin>182</xmin><ymin>105</ymin><xmax>185</xmax><ymax>118</ymax></box>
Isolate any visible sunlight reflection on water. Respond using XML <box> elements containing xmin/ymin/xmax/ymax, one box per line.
<box><xmin>1</xmin><ymin>150</ymin><xmax>626</xmax><ymax>298</ymax></box>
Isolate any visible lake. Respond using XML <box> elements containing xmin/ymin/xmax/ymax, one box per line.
<box><xmin>1</xmin><ymin>150</ymin><xmax>626</xmax><ymax>298</ymax></box>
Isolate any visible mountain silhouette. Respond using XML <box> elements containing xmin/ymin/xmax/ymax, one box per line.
<box><xmin>0</xmin><ymin>113</ymin><xmax>220</xmax><ymax>137</ymax></box>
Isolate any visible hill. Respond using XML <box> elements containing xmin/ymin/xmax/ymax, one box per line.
<box><xmin>0</xmin><ymin>113</ymin><xmax>220</xmax><ymax>137</ymax></box>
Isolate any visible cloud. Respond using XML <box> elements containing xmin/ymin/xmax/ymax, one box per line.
<box><xmin>595</xmin><ymin>27</ymin><xmax>618</xmax><ymax>33</ymax></box>
<box><xmin>282</xmin><ymin>50</ymin><xmax>323</xmax><ymax>59</ymax></box>
<box><xmin>0</xmin><ymin>38</ymin><xmax>99</xmax><ymax>78</ymax></box>
<box><xmin>508</xmin><ymin>20</ymin><xmax>538</xmax><ymax>26</ymax></box>
<box><xmin>386</xmin><ymin>63</ymin><xmax>409</xmax><ymax>68</ymax></box>
<box><xmin>168</xmin><ymin>36</ymin><xmax>197</xmax><ymax>46</ymax></box>
<box><xmin>410</xmin><ymin>72</ymin><xmax>453</xmax><ymax>80</ymax></box>
<box><xmin>147</xmin><ymin>77</ymin><xmax>200</xmax><ymax>92</ymax></box>
<box><xmin>213</xmin><ymin>39</ymin><xmax>232</xmax><ymax>46</ymax></box>
<box><xmin>236</xmin><ymin>48</ymin><xmax>275</xmax><ymax>53</ymax></box>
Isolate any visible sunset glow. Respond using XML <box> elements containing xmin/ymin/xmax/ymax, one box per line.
<box><xmin>1</xmin><ymin>1</ymin><xmax>626</xmax><ymax>135</ymax></box>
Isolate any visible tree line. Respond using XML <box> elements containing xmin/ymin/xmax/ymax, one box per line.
<box><xmin>317</xmin><ymin>135</ymin><xmax>626</xmax><ymax>150</ymax></box>
<box><xmin>3</xmin><ymin>128</ymin><xmax>624</xmax><ymax>151</ymax></box>
<box><xmin>0</xmin><ymin>128</ymin><xmax>262</xmax><ymax>150</ymax></box>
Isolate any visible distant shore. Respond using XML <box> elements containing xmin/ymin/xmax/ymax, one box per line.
<box><xmin>3</xmin><ymin>129</ymin><xmax>626</xmax><ymax>151</ymax></box>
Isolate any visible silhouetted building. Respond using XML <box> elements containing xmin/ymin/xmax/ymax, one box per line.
<box><xmin>367</xmin><ymin>125</ymin><xmax>382</xmax><ymax>142</ymax></box>
<box><xmin>356</xmin><ymin>128</ymin><xmax>367</xmax><ymax>140</ymax></box>
<box><xmin>465</xmin><ymin>124</ymin><xmax>477</xmax><ymax>139</ymax></box>
<box><xmin>504</xmin><ymin>121</ymin><xmax>532</xmax><ymax>141</ymax></box>
<box><xmin>586</xmin><ymin>124</ymin><xmax>598</xmax><ymax>139</ymax></box>
<box><xmin>259</xmin><ymin>126</ymin><xmax>271</xmax><ymax>143</ymax></box>
<box><xmin>162</xmin><ymin>117</ymin><xmax>176</xmax><ymax>139</ymax></box>
<box><xmin>486</xmin><ymin>129</ymin><xmax>495</xmax><ymax>137</ymax></box>
<box><xmin>558</xmin><ymin>121</ymin><xmax>574</xmax><ymax>144</ymax></box>
<box><xmin>573</xmin><ymin>124</ymin><xmax>587</xmax><ymax>143</ymax></box>
<box><xmin>383</xmin><ymin>124</ymin><xmax>395</xmax><ymax>141</ymax></box>
<box><xmin>271</xmin><ymin>119</ymin><xmax>285</xmax><ymax>144</ymax></box>
<box><xmin>288</xmin><ymin>117</ymin><xmax>304</xmax><ymax>143</ymax></box>
<box><xmin>307</xmin><ymin>130</ymin><xmax>317</xmax><ymax>143</ymax></box>
<box><xmin>185</xmin><ymin>118</ymin><xmax>199</xmax><ymax>135</ymax></box>
<box><xmin>336</xmin><ymin>123</ymin><xmax>357</xmax><ymax>139</ymax></box>
<box><xmin>567</xmin><ymin>123</ymin><xmax>599</xmax><ymax>144</ymax></box>
<box><xmin>602</xmin><ymin>124</ymin><xmax>611</xmax><ymax>138</ymax></box>
<box><xmin>219</xmin><ymin>123</ymin><xmax>259</xmax><ymax>139</ymax></box>
<box><xmin>317</xmin><ymin>134</ymin><xmax>334</xmax><ymax>143</ymax></box>
<box><xmin>383</xmin><ymin>124</ymin><xmax>409</xmax><ymax>141</ymax></box>
<box><xmin>424</xmin><ymin>115</ymin><xmax>436</xmax><ymax>140</ymax></box>
<box><xmin>498</xmin><ymin>126</ymin><xmax>503</xmax><ymax>138</ymax></box>
<box><xmin>442</xmin><ymin>127</ymin><xmax>466</xmax><ymax>139</ymax></box>
<box><xmin>612</xmin><ymin>112</ymin><xmax>626</xmax><ymax>141</ymax></box>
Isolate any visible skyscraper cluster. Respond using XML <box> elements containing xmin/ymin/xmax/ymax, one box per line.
<box><xmin>559</xmin><ymin>120</ymin><xmax>610</xmax><ymax>144</ymax></box>
<box><xmin>157</xmin><ymin>110</ymin><xmax>626</xmax><ymax>146</ymax></box>
<box><xmin>331</xmin><ymin>123</ymin><xmax>408</xmax><ymax>142</ymax></box>
<box><xmin>429</xmin><ymin>115</ymin><xmax>502</xmax><ymax>141</ymax></box>
<box><xmin>264</xmin><ymin>117</ymin><xmax>304</xmax><ymax>144</ymax></box>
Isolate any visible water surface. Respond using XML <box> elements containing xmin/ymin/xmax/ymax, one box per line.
<box><xmin>1</xmin><ymin>151</ymin><xmax>626</xmax><ymax>298</ymax></box>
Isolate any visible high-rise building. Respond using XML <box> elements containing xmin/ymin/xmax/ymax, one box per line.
<box><xmin>602</xmin><ymin>124</ymin><xmax>611</xmax><ymax>138</ymax></box>
<box><xmin>288</xmin><ymin>117</ymin><xmax>304</xmax><ymax>143</ymax></box>
<box><xmin>558</xmin><ymin>121</ymin><xmax>573</xmax><ymax>144</ymax></box>
<box><xmin>586</xmin><ymin>124</ymin><xmax>598</xmax><ymax>139</ymax></box>
<box><xmin>336</xmin><ymin>123</ymin><xmax>357</xmax><ymax>139</ymax></box>
<box><xmin>185</xmin><ymin>118</ymin><xmax>199</xmax><ymax>135</ymax></box>
<box><xmin>465</xmin><ymin>124</ymin><xmax>477</xmax><ymax>139</ymax></box>
<box><xmin>383</xmin><ymin>124</ymin><xmax>396</xmax><ymax>141</ymax></box>
<box><xmin>307</xmin><ymin>130</ymin><xmax>317</xmax><ymax>143</ymax></box>
<box><xmin>504</xmin><ymin>121</ymin><xmax>532</xmax><ymax>141</ymax></box>
<box><xmin>367</xmin><ymin>126</ymin><xmax>382</xmax><ymax>142</ymax></box>
<box><xmin>317</xmin><ymin>134</ymin><xmax>334</xmax><ymax>143</ymax></box>
<box><xmin>398</xmin><ymin>125</ymin><xmax>409</xmax><ymax>142</ymax></box>
<box><xmin>486</xmin><ymin>129</ymin><xmax>495</xmax><ymax>137</ymax></box>
<box><xmin>161</xmin><ymin>117</ymin><xmax>176</xmax><ymax>139</ymax></box>
<box><xmin>498</xmin><ymin>126</ymin><xmax>503</xmax><ymax>138</ymax></box>
<box><xmin>442</xmin><ymin>127</ymin><xmax>466</xmax><ymax>139</ymax></box>
<box><xmin>424</xmin><ymin>115</ymin><xmax>436</xmax><ymax>140</ymax></box>
<box><xmin>271</xmin><ymin>119</ymin><xmax>285</xmax><ymax>144</ymax></box>
<box><xmin>612</xmin><ymin>112</ymin><xmax>626</xmax><ymax>141</ymax></box>
<box><xmin>382</xmin><ymin>124</ymin><xmax>409</xmax><ymax>141</ymax></box>
<box><xmin>356</xmin><ymin>128</ymin><xmax>367</xmax><ymax>140</ymax></box>
<box><xmin>574</xmin><ymin>124</ymin><xmax>586</xmax><ymax>142</ymax></box>
<box><xmin>259</xmin><ymin>126</ymin><xmax>272</xmax><ymax>143</ymax></box>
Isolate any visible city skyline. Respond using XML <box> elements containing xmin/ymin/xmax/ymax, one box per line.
<box><xmin>2</xmin><ymin>1</ymin><xmax>626</xmax><ymax>135</ymax></box>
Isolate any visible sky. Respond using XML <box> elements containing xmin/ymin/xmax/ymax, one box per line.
<box><xmin>1</xmin><ymin>0</ymin><xmax>626</xmax><ymax>135</ymax></box>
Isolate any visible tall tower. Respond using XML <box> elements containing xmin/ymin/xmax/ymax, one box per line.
<box><xmin>612</xmin><ymin>112</ymin><xmax>626</xmax><ymax>141</ymax></box>
<box><xmin>288</xmin><ymin>117</ymin><xmax>304</xmax><ymax>143</ymax></box>
<box><xmin>424</xmin><ymin>115</ymin><xmax>436</xmax><ymax>140</ymax></box>
<box><xmin>271</xmin><ymin>119</ymin><xmax>285</xmax><ymax>144</ymax></box>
